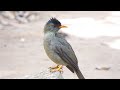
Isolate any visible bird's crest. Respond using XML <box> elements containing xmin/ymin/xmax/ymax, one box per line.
<box><xmin>47</xmin><ymin>17</ymin><xmax>61</xmax><ymax>25</ymax></box>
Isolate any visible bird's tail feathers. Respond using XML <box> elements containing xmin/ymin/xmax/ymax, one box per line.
<box><xmin>75</xmin><ymin>67</ymin><xmax>85</xmax><ymax>79</ymax></box>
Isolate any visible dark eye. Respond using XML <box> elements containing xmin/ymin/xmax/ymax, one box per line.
<box><xmin>52</xmin><ymin>25</ymin><xmax>56</xmax><ymax>28</ymax></box>
<box><xmin>50</xmin><ymin>24</ymin><xmax>55</xmax><ymax>27</ymax></box>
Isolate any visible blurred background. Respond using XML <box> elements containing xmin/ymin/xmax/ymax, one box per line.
<box><xmin>0</xmin><ymin>11</ymin><xmax>120</xmax><ymax>79</ymax></box>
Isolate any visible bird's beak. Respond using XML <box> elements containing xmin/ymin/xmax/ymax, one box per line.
<box><xmin>59</xmin><ymin>25</ymin><xmax>67</xmax><ymax>28</ymax></box>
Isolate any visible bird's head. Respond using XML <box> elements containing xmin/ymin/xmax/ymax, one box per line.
<box><xmin>44</xmin><ymin>17</ymin><xmax>67</xmax><ymax>33</ymax></box>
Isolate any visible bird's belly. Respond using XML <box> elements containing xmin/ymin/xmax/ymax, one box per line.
<box><xmin>44</xmin><ymin>44</ymin><xmax>67</xmax><ymax>65</ymax></box>
<box><xmin>47</xmin><ymin>49</ymin><xmax>67</xmax><ymax>65</ymax></box>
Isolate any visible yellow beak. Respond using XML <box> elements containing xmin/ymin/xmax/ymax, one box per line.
<box><xmin>59</xmin><ymin>25</ymin><xmax>67</xmax><ymax>28</ymax></box>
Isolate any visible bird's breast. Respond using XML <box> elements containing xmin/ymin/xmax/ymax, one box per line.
<box><xmin>43</xmin><ymin>35</ymin><xmax>67</xmax><ymax>65</ymax></box>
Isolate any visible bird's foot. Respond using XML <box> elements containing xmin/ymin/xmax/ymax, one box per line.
<box><xmin>49</xmin><ymin>65</ymin><xmax>63</xmax><ymax>73</ymax></box>
<box><xmin>49</xmin><ymin>65</ymin><xmax>59</xmax><ymax>69</ymax></box>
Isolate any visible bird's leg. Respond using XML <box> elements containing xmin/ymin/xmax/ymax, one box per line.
<box><xmin>49</xmin><ymin>65</ymin><xmax>63</xmax><ymax>73</ymax></box>
<box><xmin>56</xmin><ymin>65</ymin><xmax>63</xmax><ymax>73</ymax></box>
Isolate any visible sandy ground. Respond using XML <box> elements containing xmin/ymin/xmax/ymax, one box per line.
<box><xmin>0</xmin><ymin>11</ymin><xmax>120</xmax><ymax>79</ymax></box>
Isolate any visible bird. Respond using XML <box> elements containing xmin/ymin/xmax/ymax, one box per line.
<box><xmin>43</xmin><ymin>17</ymin><xmax>85</xmax><ymax>79</ymax></box>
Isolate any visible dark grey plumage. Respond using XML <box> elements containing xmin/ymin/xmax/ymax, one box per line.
<box><xmin>43</xmin><ymin>18</ymin><xmax>85</xmax><ymax>79</ymax></box>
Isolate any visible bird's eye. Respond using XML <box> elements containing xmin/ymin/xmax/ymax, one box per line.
<box><xmin>50</xmin><ymin>24</ymin><xmax>55</xmax><ymax>27</ymax></box>
<box><xmin>49</xmin><ymin>24</ymin><xmax>57</xmax><ymax>28</ymax></box>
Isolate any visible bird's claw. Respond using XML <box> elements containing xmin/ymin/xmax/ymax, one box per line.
<box><xmin>49</xmin><ymin>65</ymin><xmax>63</xmax><ymax>73</ymax></box>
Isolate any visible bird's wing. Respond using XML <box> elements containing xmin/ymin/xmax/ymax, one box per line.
<box><xmin>53</xmin><ymin>36</ymin><xmax>79</xmax><ymax>71</ymax></box>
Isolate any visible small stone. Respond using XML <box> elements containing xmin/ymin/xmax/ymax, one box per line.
<box><xmin>2</xmin><ymin>11</ymin><xmax>15</xmax><ymax>19</ymax></box>
<box><xmin>95</xmin><ymin>66</ymin><xmax>111</xmax><ymax>71</ymax></box>
<box><xmin>28</xmin><ymin>15</ymin><xmax>36</xmax><ymax>21</ymax></box>
<box><xmin>16</xmin><ymin>16</ymin><xmax>28</xmax><ymax>23</ymax></box>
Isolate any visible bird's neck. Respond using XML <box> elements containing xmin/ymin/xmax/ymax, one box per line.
<box><xmin>44</xmin><ymin>31</ymin><xmax>57</xmax><ymax>38</ymax></box>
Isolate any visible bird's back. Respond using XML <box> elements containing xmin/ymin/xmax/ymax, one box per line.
<box><xmin>53</xmin><ymin>33</ymin><xmax>78</xmax><ymax>65</ymax></box>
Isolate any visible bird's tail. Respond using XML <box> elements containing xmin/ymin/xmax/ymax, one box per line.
<box><xmin>75</xmin><ymin>67</ymin><xmax>85</xmax><ymax>79</ymax></box>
